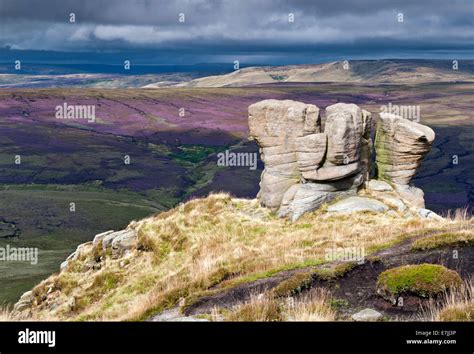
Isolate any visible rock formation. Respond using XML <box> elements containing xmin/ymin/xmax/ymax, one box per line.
<box><xmin>248</xmin><ymin>100</ymin><xmax>435</xmax><ymax>220</ymax></box>
<box><xmin>375</xmin><ymin>113</ymin><xmax>435</xmax><ymax>185</ymax></box>
<box><xmin>60</xmin><ymin>228</ymin><xmax>138</xmax><ymax>272</ymax></box>
<box><xmin>374</xmin><ymin>112</ymin><xmax>435</xmax><ymax>208</ymax></box>
<box><xmin>248</xmin><ymin>99</ymin><xmax>321</xmax><ymax>210</ymax></box>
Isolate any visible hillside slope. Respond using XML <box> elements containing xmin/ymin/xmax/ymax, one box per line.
<box><xmin>6</xmin><ymin>193</ymin><xmax>473</xmax><ymax>322</ymax></box>
<box><xmin>143</xmin><ymin>60</ymin><xmax>474</xmax><ymax>88</ymax></box>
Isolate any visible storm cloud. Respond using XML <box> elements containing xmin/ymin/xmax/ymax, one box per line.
<box><xmin>0</xmin><ymin>0</ymin><xmax>472</xmax><ymax>63</ymax></box>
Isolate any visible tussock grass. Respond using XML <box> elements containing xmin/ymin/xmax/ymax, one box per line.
<box><xmin>412</xmin><ymin>230</ymin><xmax>474</xmax><ymax>251</ymax></box>
<box><xmin>423</xmin><ymin>279</ymin><xmax>473</xmax><ymax>321</ymax></box>
<box><xmin>226</xmin><ymin>288</ymin><xmax>335</xmax><ymax>322</ymax></box>
<box><xmin>7</xmin><ymin>193</ymin><xmax>472</xmax><ymax>321</ymax></box>
<box><xmin>283</xmin><ymin>289</ymin><xmax>336</xmax><ymax>321</ymax></box>
<box><xmin>443</xmin><ymin>207</ymin><xmax>471</xmax><ymax>222</ymax></box>
<box><xmin>226</xmin><ymin>294</ymin><xmax>282</xmax><ymax>322</ymax></box>
<box><xmin>0</xmin><ymin>306</ymin><xmax>14</xmax><ymax>321</ymax></box>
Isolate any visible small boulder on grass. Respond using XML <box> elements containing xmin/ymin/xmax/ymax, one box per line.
<box><xmin>352</xmin><ymin>308</ymin><xmax>383</xmax><ymax>322</ymax></box>
<box><xmin>376</xmin><ymin>264</ymin><xmax>462</xmax><ymax>303</ymax></box>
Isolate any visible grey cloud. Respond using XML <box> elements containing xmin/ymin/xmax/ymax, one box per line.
<box><xmin>0</xmin><ymin>0</ymin><xmax>472</xmax><ymax>55</ymax></box>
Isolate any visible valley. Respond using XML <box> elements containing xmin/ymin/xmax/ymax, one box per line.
<box><xmin>0</xmin><ymin>80</ymin><xmax>472</xmax><ymax>304</ymax></box>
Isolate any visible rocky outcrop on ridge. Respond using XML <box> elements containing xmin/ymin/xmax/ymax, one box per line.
<box><xmin>374</xmin><ymin>112</ymin><xmax>435</xmax><ymax>208</ymax></box>
<box><xmin>9</xmin><ymin>100</ymin><xmax>445</xmax><ymax>322</ymax></box>
<box><xmin>60</xmin><ymin>228</ymin><xmax>138</xmax><ymax>272</ymax></box>
<box><xmin>249</xmin><ymin>100</ymin><xmax>435</xmax><ymax>220</ymax></box>
<box><xmin>10</xmin><ymin>192</ymin><xmax>471</xmax><ymax>322</ymax></box>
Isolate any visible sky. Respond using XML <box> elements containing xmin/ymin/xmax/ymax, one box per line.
<box><xmin>0</xmin><ymin>0</ymin><xmax>473</xmax><ymax>65</ymax></box>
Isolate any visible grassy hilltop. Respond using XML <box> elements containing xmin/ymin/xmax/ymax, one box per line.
<box><xmin>4</xmin><ymin>193</ymin><xmax>472</xmax><ymax>322</ymax></box>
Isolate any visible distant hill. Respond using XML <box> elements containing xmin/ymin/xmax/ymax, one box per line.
<box><xmin>143</xmin><ymin>60</ymin><xmax>474</xmax><ymax>88</ymax></box>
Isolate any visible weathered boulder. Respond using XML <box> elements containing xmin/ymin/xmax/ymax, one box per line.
<box><xmin>324</xmin><ymin>103</ymin><xmax>364</xmax><ymax>165</ymax></box>
<box><xmin>248</xmin><ymin>100</ymin><xmax>434</xmax><ymax>220</ymax></box>
<box><xmin>102</xmin><ymin>230</ymin><xmax>124</xmax><ymax>250</ymax></box>
<box><xmin>248</xmin><ymin>101</ymin><xmax>372</xmax><ymax>219</ymax></box>
<box><xmin>13</xmin><ymin>290</ymin><xmax>33</xmax><ymax>312</ymax></box>
<box><xmin>60</xmin><ymin>241</ymin><xmax>92</xmax><ymax>271</ymax></box>
<box><xmin>248</xmin><ymin>99</ymin><xmax>321</xmax><ymax>209</ymax></box>
<box><xmin>418</xmin><ymin>208</ymin><xmax>443</xmax><ymax>221</ymax></box>
<box><xmin>352</xmin><ymin>308</ymin><xmax>383</xmax><ymax>322</ymax></box>
<box><xmin>295</xmin><ymin>133</ymin><xmax>327</xmax><ymax>173</ymax></box>
<box><xmin>394</xmin><ymin>183</ymin><xmax>426</xmax><ymax>208</ymax></box>
<box><xmin>278</xmin><ymin>173</ymin><xmax>364</xmax><ymax>220</ymax></box>
<box><xmin>375</xmin><ymin>113</ymin><xmax>435</xmax><ymax>185</ymax></box>
<box><xmin>93</xmin><ymin>230</ymin><xmax>115</xmax><ymax>247</ymax></box>
<box><xmin>367</xmin><ymin>179</ymin><xmax>393</xmax><ymax>192</ymax></box>
<box><xmin>111</xmin><ymin>229</ymin><xmax>138</xmax><ymax>256</ymax></box>
<box><xmin>279</xmin><ymin>185</ymin><xmax>358</xmax><ymax>221</ymax></box>
<box><xmin>277</xmin><ymin>184</ymin><xmax>301</xmax><ymax>218</ymax></box>
<box><xmin>377</xmin><ymin>195</ymin><xmax>406</xmax><ymax>212</ymax></box>
<box><xmin>327</xmin><ymin>196</ymin><xmax>389</xmax><ymax>214</ymax></box>
<box><xmin>302</xmin><ymin>161</ymin><xmax>360</xmax><ymax>181</ymax></box>
<box><xmin>58</xmin><ymin>228</ymin><xmax>138</xmax><ymax>273</ymax></box>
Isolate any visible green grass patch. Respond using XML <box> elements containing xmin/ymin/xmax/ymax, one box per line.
<box><xmin>377</xmin><ymin>264</ymin><xmax>462</xmax><ymax>299</ymax></box>
<box><xmin>92</xmin><ymin>270</ymin><xmax>124</xmax><ymax>294</ymax></box>
<box><xmin>313</xmin><ymin>262</ymin><xmax>358</xmax><ymax>281</ymax></box>
<box><xmin>330</xmin><ymin>298</ymin><xmax>350</xmax><ymax>310</ymax></box>
<box><xmin>169</xmin><ymin>145</ymin><xmax>224</xmax><ymax>164</ymax></box>
<box><xmin>411</xmin><ymin>231</ymin><xmax>474</xmax><ymax>251</ymax></box>
<box><xmin>223</xmin><ymin>258</ymin><xmax>324</xmax><ymax>289</ymax></box>
<box><xmin>272</xmin><ymin>271</ymin><xmax>314</xmax><ymax>298</ymax></box>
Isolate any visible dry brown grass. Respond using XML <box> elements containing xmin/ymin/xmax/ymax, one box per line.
<box><xmin>9</xmin><ymin>193</ymin><xmax>472</xmax><ymax>321</ymax></box>
<box><xmin>422</xmin><ymin>278</ymin><xmax>473</xmax><ymax>321</ymax></box>
<box><xmin>283</xmin><ymin>289</ymin><xmax>336</xmax><ymax>321</ymax></box>
<box><xmin>226</xmin><ymin>294</ymin><xmax>282</xmax><ymax>322</ymax></box>
<box><xmin>0</xmin><ymin>306</ymin><xmax>14</xmax><ymax>321</ymax></box>
<box><xmin>225</xmin><ymin>288</ymin><xmax>335</xmax><ymax>322</ymax></box>
<box><xmin>412</xmin><ymin>229</ymin><xmax>474</xmax><ymax>251</ymax></box>
<box><xmin>443</xmin><ymin>207</ymin><xmax>471</xmax><ymax>222</ymax></box>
